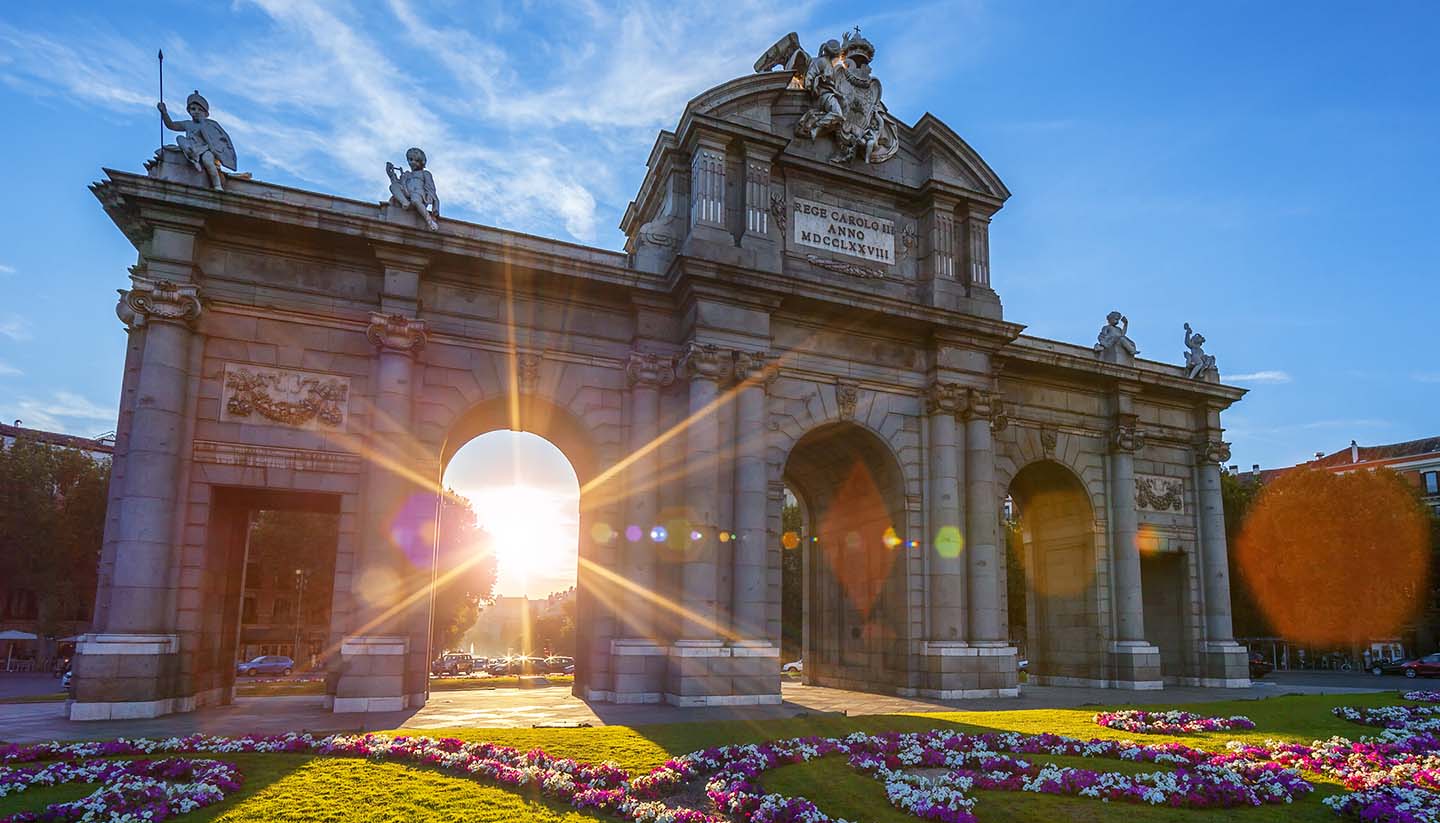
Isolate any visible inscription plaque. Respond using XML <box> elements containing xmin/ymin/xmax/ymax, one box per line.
<box><xmin>792</xmin><ymin>197</ymin><xmax>895</xmax><ymax>265</ymax></box>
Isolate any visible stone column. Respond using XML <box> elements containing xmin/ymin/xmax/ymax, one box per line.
<box><xmin>731</xmin><ymin>351</ymin><xmax>773</xmax><ymax>642</ymax></box>
<box><xmin>72</xmin><ymin>277</ymin><xmax>201</xmax><ymax>720</ymax></box>
<box><xmin>1106</xmin><ymin>408</ymin><xmax>1163</xmax><ymax>688</ymax></box>
<box><xmin>610</xmin><ymin>351</ymin><xmax>674</xmax><ymax>703</ymax></box>
<box><xmin>334</xmin><ymin>311</ymin><xmax>428</xmax><ymax>714</ymax></box>
<box><xmin>1195</xmin><ymin>437</ymin><xmax>1250</xmax><ymax>685</ymax></box>
<box><xmin>666</xmin><ymin>342</ymin><xmax>735</xmax><ymax>706</ymax></box>
<box><xmin>959</xmin><ymin>389</ymin><xmax>1019</xmax><ymax>696</ymax></box>
<box><xmin>965</xmin><ymin>390</ymin><xmax>1003</xmax><ymax>644</ymax></box>
<box><xmin>728</xmin><ymin>351</ymin><xmax>781</xmax><ymax>701</ymax></box>
<box><xmin>926</xmin><ymin>382</ymin><xmax>966</xmax><ymax>642</ymax></box>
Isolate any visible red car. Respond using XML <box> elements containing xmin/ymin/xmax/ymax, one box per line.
<box><xmin>1401</xmin><ymin>653</ymin><xmax>1440</xmax><ymax>679</ymax></box>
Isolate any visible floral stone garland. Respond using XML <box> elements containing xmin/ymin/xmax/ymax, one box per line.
<box><xmin>1093</xmin><ymin>709</ymin><xmax>1257</xmax><ymax>735</ymax></box>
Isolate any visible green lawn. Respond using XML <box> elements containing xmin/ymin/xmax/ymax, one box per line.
<box><xmin>0</xmin><ymin>691</ymin><xmax>1407</xmax><ymax>822</ymax></box>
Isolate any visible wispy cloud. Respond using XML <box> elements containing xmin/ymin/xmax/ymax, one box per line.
<box><xmin>3</xmin><ymin>391</ymin><xmax>115</xmax><ymax>433</ymax></box>
<box><xmin>0</xmin><ymin>2</ymin><xmax>832</xmax><ymax>244</ymax></box>
<box><xmin>0</xmin><ymin>361</ymin><xmax>20</xmax><ymax>376</ymax></box>
<box><xmin>1227</xmin><ymin>370</ymin><xmax>1293</xmax><ymax>384</ymax></box>
<box><xmin>1413</xmin><ymin>372</ymin><xmax>1440</xmax><ymax>384</ymax></box>
<box><xmin>0</xmin><ymin>315</ymin><xmax>32</xmax><ymax>341</ymax></box>
<box><xmin>0</xmin><ymin>263</ymin><xmax>14</xmax><ymax>275</ymax></box>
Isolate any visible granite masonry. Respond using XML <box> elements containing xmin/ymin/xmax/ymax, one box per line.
<box><xmin>72</xmin><ymin>31</ymin><xmax>1251</xmax><ymax>719</ymax></box>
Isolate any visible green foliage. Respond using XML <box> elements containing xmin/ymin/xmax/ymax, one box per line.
<box><xmin>431</xmin><ymin>493</ymin><xmax>498</xmax><ymax>653</ymax></box>
<box><xmin>1220</xmin><ymin>472</ymin><xmax>1269</xmax><ymax>637</ymax></box>
<box><xmin>0</xmin><ymin>437</ymin><xmax>110</xmax><ymax>654</ymax></box>
<box><xmin>780</xmin><ymin>496</ymin><xmax>803</xmax><ymax>660</ymax></box>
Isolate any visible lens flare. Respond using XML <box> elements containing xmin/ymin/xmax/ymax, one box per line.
<box><xmin>934</xmin><ymin>525</ymin><xmax>963</xmax><ymax>558</ymax></box>
<box><xmin>882</xmin><ymin>526</ymin><xmax>902</xmax><ymax>550</ymax></box>
<box><xmin>625</xmin><ymin>524</ymin><xmax>642</xmax><ymax>543</ymax></box>
<box><xmin>589</xmin><ymin>522</ymin><xmax>615</xmax><ymax>544</ymax></box>
<box><xmin>649</xmin><ymin>525</ymin><xmax>668</xmax><ymax>543</ymax></box>
<box><xmin>781</xmin><ymin>531</ymin><xmax>801</xmax><ymax>550</ymax></box>
<box><xmin>1235</xmin><ymin>468</ymin><xmax>1429</xmax><ymax>646</ymax></box>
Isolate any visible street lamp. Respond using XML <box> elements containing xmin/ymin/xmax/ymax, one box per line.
<box><xmin>292</xmin><ymin>568</ymin><xmax>307</xmax><ymax>668</ymax></box>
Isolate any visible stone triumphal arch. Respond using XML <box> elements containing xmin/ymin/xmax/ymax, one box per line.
<box><xmin>74</xmin><ymin>32</ymin><xmax>1250</xmax><ymax>719</ymax></box>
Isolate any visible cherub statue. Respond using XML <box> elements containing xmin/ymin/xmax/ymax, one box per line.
<box><xmin>1094</xmin><ymin>310</ymin><xmax>1138</xmax><ymax>361</ymax></box>
<box><xmin>1183</xmin><ymin>323</ymin><xmax>1218</xmax><ymax>379</ymax></box>
<box><xmin>797</xmin><ymin>39</ymin><xmax>843</xmax><ymax>140</ymax></box>
<box><xmin>387</xmin><ymin>147</ymin><xmax>440</xmax><ymax>231</ymax></box>
<box><xmin>157</xmin><ymin>90</ymin><xmax>237</xmax><ymax>191</ymax></box>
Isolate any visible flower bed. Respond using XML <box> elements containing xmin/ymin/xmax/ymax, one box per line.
<box><xmin>1402</xmin><ymin>690</ymin><xmax>1440</xmax><ymax>703</ymax></box>
<box><xmin>5</xmin><ymin>700</ymin><xmax>1440</xmax><ymax>823</ymax></box>
<box><xmin>0</xmin><ymin>758</ymin><xmax>241</xmax><ymax>822</ymax></box>
<box><xmin>1093</xmin><ymin>709</ymin><xmax>1257</xmax><ymax>735</ymax></box>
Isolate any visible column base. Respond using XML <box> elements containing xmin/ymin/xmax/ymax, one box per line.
<box><xmin>916</xmin><ymin>641</ymin><xmax>1021</xmax><ymax>698</ymax></box>
<box><xmin>609</xmin><ymin>639</ymin><xmax>667</xmax><ymax>704</ymax></box>
<box><xmin>1107</xmin><ymin>641</ymin><xmax>1165</xmax><ymax>690</ymax></box>
<box><xmin>332</xmin><ymin>635</ymin><xmax>410</xmax><ymax>713</ymax></box>
<box><xmin>70</xmin><ymin>633</ymin><xmax>185</xmax><ymax>720</ymax></box>
<box><xmin>662</xmin><ymin>640</ymin><xmax>782</xmax><ymax>707</ymax></box>
<box><xmin>1198</xmin><ymin>641</ymin><xmax>1253</xmax><ymax>687</ymax></box>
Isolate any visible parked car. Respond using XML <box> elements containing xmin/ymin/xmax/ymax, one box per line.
<box><xmin>1400</xmin><ymin>653</ymin><xmax>1440</xmax><ymax>679</ymax></box>
<box><xmin>543</xmin><ymin>656</ymin><xmax>574</xmax><ymax>674</ymax></box>
<box><xmin>236</xmin><ymin>655</ymin><xmax>293</xmax><ymax>677</ymax></box>
<box><xmin>1371</xmin><ymin>657</ymin><xmax>1417</xmax><ymax>676</ymax></box>
<box><xmin>1248</xmin><ymin>653</ymin><xmax>1274</xmax><ymax>679</ymax></box>
<box><xmin>430</xmin><ymin>653</ymin><xmax>475</xmax><ymax>676</ymax></box>
<box><xmin>781</xmin><ymin>659</ymin><xmax>803</xmax><ymax>673</ymax></box>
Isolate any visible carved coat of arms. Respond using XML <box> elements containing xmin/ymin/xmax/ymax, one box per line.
<box><xmin>755</xmin><ymin>29</ymin><xmax>900</xmax><ymax>166</ymax></box>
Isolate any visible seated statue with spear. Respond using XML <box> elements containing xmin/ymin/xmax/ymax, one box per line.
<box><xmin>157</xmin><ymin>90</ymin><xmax>239</xmax><ymax>192</ymax></box>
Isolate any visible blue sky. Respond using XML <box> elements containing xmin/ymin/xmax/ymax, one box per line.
<box><xmin>1</xmin><ymin>1</ymin><xmax>1437</xmax><ymax>473</ymax></box>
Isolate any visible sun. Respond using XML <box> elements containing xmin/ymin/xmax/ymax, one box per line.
<box><xmin>470</xmin><ymin>485</ymin><xmax>578</xmax><ymax>597</ymax></box>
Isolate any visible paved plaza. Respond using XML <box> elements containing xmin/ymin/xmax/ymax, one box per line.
<box><xmin>0</xmin><ymin>675</ymin><xmax>1391</xmax><ymax>745</ymax></box>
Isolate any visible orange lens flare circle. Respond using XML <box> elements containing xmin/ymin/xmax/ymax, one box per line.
<box><xmin>1235</xmin><ymin>469</ymin><xmax>1430</xmax><ymax>647</ymax></box>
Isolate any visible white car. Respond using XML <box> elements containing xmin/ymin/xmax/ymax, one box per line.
<box><xmin>781</xmin><ymin>659</ymin><xmax>802</xmax><ymax>673</ymax></box>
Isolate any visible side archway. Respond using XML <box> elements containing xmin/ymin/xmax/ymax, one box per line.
<box><xmin>1006</xmin><ymin>460</ymin><xmax>1104</xmax><ymax>685</ymax></box>
<box><xmin>782</xmin><ymin>422</ymin><xmax>911</xmax><ymax>693</ymax></box>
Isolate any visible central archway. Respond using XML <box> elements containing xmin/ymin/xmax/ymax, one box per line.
<box><xmin>782</xmin><ymin>422</ymin><xmax>910</xmax><ymax>693</ymax></box>
<box><xmin>1007</xmin><ymin>460</ymin><xmax>1103</xmax><ymax>685</ymax></box>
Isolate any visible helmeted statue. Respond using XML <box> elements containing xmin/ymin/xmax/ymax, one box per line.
<box><xmin>757</xmin><ymin>28</ymin><xmax>900</xmax><ymax>166</ymax></box>
<box><xmin>157</xmin><ymin>90</ymin><xmax>237</xmax><ymax>191</ymax></box>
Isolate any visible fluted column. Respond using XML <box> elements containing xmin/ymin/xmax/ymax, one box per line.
<box><xmin>965</xmin><ymin>389</ymin><xmax>1004</xmax><ymax>644</ymax></box>
<box><xmin>1195</xmin><ymin>438</ymin><xmax>1236</xmax><ymax>643</ymax></box>
<box><xmin>621</xmin><ymin>352</ymin><xmax>674</xmax><ymax>640</ymax></box>
<box><xmin>677</xmin><ymin>342</ymin><xmax>731</xmax><ymax>641</ymax></box>
<box><xmin>1108</xmin><ymin>417</ymin><xmax>1146</xmax><ymax>644</ymax></box>
<box><xmin>731</xmin><ymin>351</ymin><xmax>773</xmax><ymax>641</ymax></box>
<box><xmin>926</xmin><ymin>382</ymin><xmax>966</xmax><ymax>642</ymax></box>
<box><xmin>101</xmin><ymin>278</ymin><xmax>202</xmax><ymax>635</ymax></box>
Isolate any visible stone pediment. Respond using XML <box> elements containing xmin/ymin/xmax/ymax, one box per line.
<box><xmin>622</xmin><ymin>33</ymin><xmax>1010</xmax><ymax>319</ymax></box>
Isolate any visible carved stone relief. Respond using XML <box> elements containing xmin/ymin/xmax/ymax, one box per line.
<box><xmin>835</xmin><ymin>380</ymin><xmax>859</xmax><ymax>419</ymax></box>
<box><xmin>1135</xmin><ymin>474</ymin><xmax>1185</xmax><ymax>513</ymax></box>
<box><xmin>805</xmin><ymin>254</ymin><xmax>886</xmax><ymax>280</ymax></box>
<box><xmin>220</xmin><ymin>364</ymin><xmax>350</xmax><ymax>430</ymax></box>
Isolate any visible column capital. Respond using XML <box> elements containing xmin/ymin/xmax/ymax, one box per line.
<box><xmin>1109</xmin><ymin>416</ymin><xmax>1147</xmax><ymax>453</ymax></box>
<box><xmin>1194</xmin><ymin>438</ymin><xmax>1232</xmax><ymax>465</ymax></box>
<box><xmin>626</xmin><ymin>351</ymin><xmax>676</xmax><ymax>388</ymax></box>
<box><xmin>366</xmin><ymin>312</ymin><xmax>428</xmax><ymax>355</ymax></box>
<box><xmin>678</xmin><ymin>342</ymin><xmax>732</xmax><ymax>382</ymax></box>
<box><xmin>116</xmin><ymin>277</ymin><xmax>202</xmax><ymax>329</ymax></box>
<box><xmin>964</xmin><ymin>388</ymin><xmax>1007</xmax><ymax>431</ymax></box>
<box><xmin>925</xmin><ymin>381</ymin><xmax>965</xmax><ymax>415</ymax></box>
<box><xmin>734</xmin><ymin>350</ymin><xmax>777</xmax><ymax>385</ymax></box>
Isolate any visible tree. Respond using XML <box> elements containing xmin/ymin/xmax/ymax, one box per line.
<box><xmin>430</xmin><ymin>492</ymin><xmax>497</xmax><ymax>653</ymax></box>
<box><xmin>1220</xmin><ymin>472</ymin><xmax>1269</xmax><ymax>637</ymax></box>
<box><xmin>530</xmin><ymin>588</ymin><xmax>576</xmax><ymax>656</ymax></box>
<box><xmin>0</xmin><ymin>437</ymin><xmax>110</xmax><ymax>660</ymax></box>
<box><xmin>1233</xmin><ymin>468</ymin><xmax>1430</xmax><ymax>648</ymax></box>
<box><xmin>780</xmin><ymin>496</ymin><xmax>803</xmax><ymax>661</ymax></box>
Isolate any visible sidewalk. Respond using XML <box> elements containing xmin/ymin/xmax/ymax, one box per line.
<box><xmin>0</xmin><ymin>676</ymin><xmax>1391</xmax><ymax>745</ymax></box>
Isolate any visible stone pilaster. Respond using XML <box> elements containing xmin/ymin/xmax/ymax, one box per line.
<box><xmin>611</xmin><ymin>351</ymin><xmax>675</xmax><ymax>704</ymax></box>
<box><xmin>1195</xmin><ymin>436</ymin><xmax>1250</xmax><ymax>686</ymax></box>
<box><xmin>918</xmin><ymin>195</ymin><xmax>961</xmax><ymax>310</ymax></box>
<box><xmin>333</xmin><ymin>311</ymin><xmax>429</xmax><ymax>714</ymax></box>
<box><xmin>688</xmin><ymin>138</ymin><xmax>729</xmax><ymax>245</ymax></box>
<box><xmin>72</xmin><ymin>277</ymin><xmax>201</xmax><ymax>720</ymax></box>
<box><xmin>925</xmin><ymin>382</ymin><xmax>966</xmax><ymax>643</ymax></box>
<box><xmin>1105</xmin><ymin>401</ymin><xmax>1163</xmax><ymax>689</ymax></box>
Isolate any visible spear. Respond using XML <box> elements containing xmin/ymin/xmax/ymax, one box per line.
<box><xmin>157</xmin><ymin>49</ymin><xmax>164</xmax><ymax>150</ymax></box>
